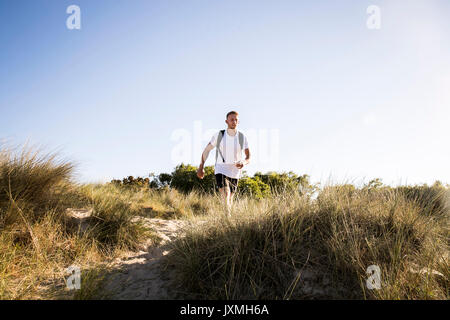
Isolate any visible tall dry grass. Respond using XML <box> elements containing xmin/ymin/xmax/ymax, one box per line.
<box><xmin>1</xmin><ymin>142</ymin><xmax>448</xmax><ymax>300</ymax></box>
<box><xmin>0</xmin><ymin>144</ymin><xmax>151</xmax><ymax>299</ymax></box>
<box><xmin>164</xmin><ymin>184</ymin><xmax>449</xmax><ymax>299</ymax></box>
<box><xmin>0</xmin><ymin>144</ymin><xmax>73</xmax><ymax>225</ymax></box>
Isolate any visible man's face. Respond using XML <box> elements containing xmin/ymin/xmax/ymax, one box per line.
<box><xmin>226</xmin><ymin>114</ymin><xmax>239</xmax><ymax>129</ymax></box>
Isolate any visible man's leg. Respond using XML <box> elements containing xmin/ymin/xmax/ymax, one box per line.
<box><xmin>216</xmin><ymin>174</ymin><xmax>230</xmax><ymax>214</ymax></box>
<box><xmin>229</xmin><ymin>178</ymin><xmax>238</xmax><ymax>208</ymax></box>
<box><xmin>219</xmin><ymin>186</ymin><xmax>232</xmax><ymax>215</ymax></box>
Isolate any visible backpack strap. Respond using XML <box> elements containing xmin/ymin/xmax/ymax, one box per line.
<box><xmin>215</xmin><ymin>130</ymin><xmax>226</xmax><ymax>163</ymax></box>
<box><xmin>238</xmin><ymin>131</ymin><xmax>244</xmax><ymax>151</ymax></box>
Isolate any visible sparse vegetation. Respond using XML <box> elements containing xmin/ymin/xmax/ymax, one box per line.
<box><xmin>0</xmin><ymin>144</ymin><xmax>151</xmax><ymax>299</ymax></box>
<box><xmin>118</xmin><ymin>163</ymin><xmax>320</xmax><ymax>201</ymax></box>
<box><xmin>164</xmin><ymin>184</ymin><xmax>449</xmax><ymax>299</ymax></box>
<box><xmin>0</xmin><ymin>142</ymin><xmax>448</xmax><ymax>300</ymax></box>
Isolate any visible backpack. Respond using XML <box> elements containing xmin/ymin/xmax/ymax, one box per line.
<box><xmin>215</xmin><ymin>130</ymin><xmax>244</xmax><ymax>163</ymax></box>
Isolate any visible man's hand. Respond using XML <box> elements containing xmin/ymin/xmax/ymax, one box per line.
<box><xmin>197</xmin><ymin>166</ymin><xmax>205</xmax><ymax>179</ymax></box>
<box><xmin>197</xmin><ymin>144</ymin><xmax>213</xmax><ymax>179</ymax></box>
<box><xmin>237</xmin><ymin>149</ymin><xmax>251</xmax><ymax>169</ymax></box>
<box><xmin>235</xmin><ymin>161</ymin><xmax>244</xmax><ymax>169</ymax></box>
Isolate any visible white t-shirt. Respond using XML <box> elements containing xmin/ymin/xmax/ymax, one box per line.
<box><xmin>209</xmin><ymin>130</ymin><xmax>249</xmax><ymax>179</ymax></box>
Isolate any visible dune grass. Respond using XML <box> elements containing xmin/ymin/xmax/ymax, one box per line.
<box><xmin>0</xmin><ymin>144</ymin><xmax>153</xmax><ymax>299</ymax></box>
<box><xmin>1</xmin><ymin>142</ymin><xmax>448</xmax><ymax>300</ymax></box>
<box><xmin>164</xmin><ymin>185</ymin><xmax>449</xmax><ymax>300</ymax></box>
<box><xmin>0</xmin><ymin>143</ymin><xmax>223</xmax><ymax>299</ymax></box>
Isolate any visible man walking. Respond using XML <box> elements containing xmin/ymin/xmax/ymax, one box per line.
<box><xmin>197</xmin><ymin>111</ymin><xmax>251</xmax><ymax>215</ymax></box>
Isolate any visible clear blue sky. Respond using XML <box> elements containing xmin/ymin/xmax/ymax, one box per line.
<box><xmin>1</xmin><ymin>0</ymin><xmax>449</xmax><ymax>187</ymax></box>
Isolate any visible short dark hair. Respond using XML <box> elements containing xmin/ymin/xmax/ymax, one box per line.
<box><xmin>226</xmin><ymin>111</ymin><xmax>239</xmax><ymax>119</ymax></box>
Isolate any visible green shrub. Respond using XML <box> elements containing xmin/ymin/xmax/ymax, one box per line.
<box><xmin>168</xmin><ymin>163</ymin><xmax>215</xmax><ymax>194</ymax></box>
<box><xmin>237</xmin><ymin>176</ymin><xmax>270</xmax><ymax>199</ymax></box>
<box><xmin>255</xmin><ymin>171</ymin><xmax>317</xmax><ymax>197</ymax></box>
<box><xmin>111</xmin><ymin>176</ymin><xmax>150</xmax><ymax>189</ymax></box>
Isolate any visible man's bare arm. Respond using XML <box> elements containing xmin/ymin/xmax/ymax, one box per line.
<box><xmin>236</xmin><ymin>148</ymin><xmax>251</xmax><ymax>169</ymax></box>
<box><xmin>200</xmin><ymin>143</ymin><xmax>214</xmax><ymax>168</ymax></box>
<box><xmin>197</xmin><ymin>143</ymin><xmax>214</xmax><ymax>179</ymax></box>
<box><xmin>243</xmin><ymin>148</ymin><xmax>251</xmax><ymax>165</ymax></box>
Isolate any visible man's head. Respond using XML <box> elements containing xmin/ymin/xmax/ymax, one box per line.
<box><xmin>226</xmin><ymin>111</ymin><xmax>239</xmax><ymax>129</ymax></box>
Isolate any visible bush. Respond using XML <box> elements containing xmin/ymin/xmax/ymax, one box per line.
<box><xmin>255</xmin><ymin>171</ymin><xmax>318</xmax><ymax>197</ymax></box>
<box><xmin>237</xmin><ymin>176</ymin><xmax>270</xmax><ymax>200</ymax></box>
<box><xmin>167</xmin><ymin>163</ymin><xmax>216</xmax><ymax>194</ymax></box>
<box><xmin>111</xmin><ymin>176</ymin><xmax>150</xmax><ymax>189</ymax></box>
<box><xmin>155</xmin><ymin>173</ymin><xmax>172</xmax><ymax>188</ymax></box>
<box><xmin>148</xmin><ymin>166</ymin><xmax>316</xmax><ymax>200</ymax></box>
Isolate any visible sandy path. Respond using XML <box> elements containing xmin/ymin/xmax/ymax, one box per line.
<box><xmin>102</xmin><ymin>217</ymin><xmax>192</xmax><ymax>299</ymax></box>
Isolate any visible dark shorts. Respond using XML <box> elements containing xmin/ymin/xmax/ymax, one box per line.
<box><xmin>215</xmin><ymin>174</ymin><xmax>239</xmax><ymax>193</ymax></box>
